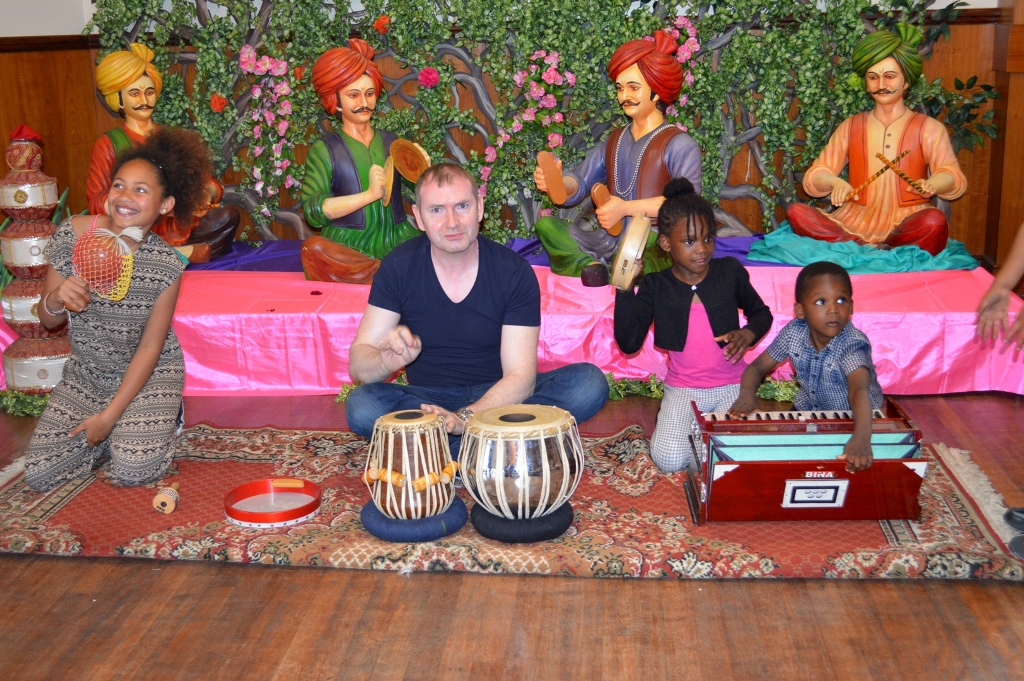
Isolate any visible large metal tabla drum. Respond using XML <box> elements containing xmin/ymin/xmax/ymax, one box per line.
<box><xmin>364</xmin><ymin>409</ymin><xmax>459</xmax><ymax>520</ymax></box>
<box><xmin>609</xmin><ymin>214</ymin><xmax>651</xmax><ymax>291</ymax></box>
<box><xmin>461</xmin><ymin>404</ymin><xmax>584</xmax><ymax>521</ymax></box>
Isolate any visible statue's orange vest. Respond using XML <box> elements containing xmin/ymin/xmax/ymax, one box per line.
<box><xmin>847</xmin><ymin>111</ymin><xmax>929</xmax><ymax>207</ymax></box>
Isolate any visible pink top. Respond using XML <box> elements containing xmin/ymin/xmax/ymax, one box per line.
<box><xmin>665</xmin><ymin>301</ymin><xmax>747</xmax><ymax>389</ymax></box>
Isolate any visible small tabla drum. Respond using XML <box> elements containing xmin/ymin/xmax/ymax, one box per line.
<box><xmin>364</xmin><ymin>410</ymin><xmax>459</xmax><ymax>520</ymax></box>
<box><xmin>389</xmin><ymin>139</ymin><xmax>431</xmax><ymax>183</ymax></box>
<box><xmin>460</xmin><ymin>404</ymin><xmax>584</xmax><ymax>521</ymax></box>
<box><xmin>2</xmin><ymin>336</ymin><xmax>70</xmax><ymax>394</ymax></box>
<box><xmin>381</xmin><ymin>156</ymin><xmax>395</xmax><ymax>208</ymax></box>
<box><xmin>609</xmin><ymin>214</ymin><xmax>651</xmax><ymax>291</ymax></box>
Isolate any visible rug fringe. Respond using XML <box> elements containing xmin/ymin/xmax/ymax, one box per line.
<box><xmin>932</xmin><ymin>442</ymin><xmax>1016</xmax><ymax>543</ymax></box>
<box><xmin>0</xmin><ymin>456</ymin><xmax>25</xmax><ymax>489</ymax></box>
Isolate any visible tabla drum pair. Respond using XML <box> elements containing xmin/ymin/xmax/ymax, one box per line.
<box><xmin>363</xmin><ymin>405</ymin><xmax>585</xmax><ymax>543</ymax></box>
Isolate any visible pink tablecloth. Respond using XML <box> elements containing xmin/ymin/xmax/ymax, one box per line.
<box><xmin>1</xmin><ymin>266</ymin><xmax>1022</xmax><ymax>396</ymax></box>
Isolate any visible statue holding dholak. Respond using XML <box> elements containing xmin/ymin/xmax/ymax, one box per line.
<box><xmin>88</xmin><ymin>44</ymin><xmax>241</xmax><ymax>263</ymax></box>
<box><xmin>785</xmin><ymin>24</ymin><xmax>967</xmax><ymax>256</ymax></box>
<box><xmin>301</xmin><ymin>39</ymin><xmax>430</xmax><ymax>284</ymax></box>
<box><xmin>532</xmin><ymin>30</ymin><xmax>703</xmax><ymax>287</ymax></box>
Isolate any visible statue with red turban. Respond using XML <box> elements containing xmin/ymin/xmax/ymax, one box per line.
<box><xmin>300</xmin><ymin>38</ymin><xmax>423</xmax><ymax>284</ymax></box>
<box><xmin>87</xmin><ymin>44</ymin><xmax>240</xmax><ymax>262</ymax></box>
<box><xmin>533</xmin><ymin>30</ymin><xmax>702</xmax><ymax>285</ymax></box>
<box><xmin>785</xmin><ymin>24</ymin><xmax>966</xmax><ymax>256</ymax></box>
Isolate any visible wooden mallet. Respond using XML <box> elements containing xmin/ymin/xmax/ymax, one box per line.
<box><xmin>536</xmin><ymin>151</ymin><xmax>568</xmax><ymax>205</ymax></box>
<box><xmin>590</xmin><ymin>183</ymin><xmax>623</xmax><ymax>237</ymax></box>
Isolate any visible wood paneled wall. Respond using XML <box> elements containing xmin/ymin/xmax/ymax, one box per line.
<box><xmin>1</xmin><ymin>11</ymin><xmax>1020</xmax><ymax>260</ymax></box>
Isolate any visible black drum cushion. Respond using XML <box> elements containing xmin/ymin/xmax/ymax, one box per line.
<box><xmin>470</xmin><ymin>501</ymin><xmax>574</xmax><ymax>543</ymax></box>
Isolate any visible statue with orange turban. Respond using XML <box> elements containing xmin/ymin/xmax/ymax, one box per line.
<box><xmin>785</xmin><ymin>24</ymin><xmax>966</xmax><ymax>256</ymax></box>
<box><xmin>533</xmin><ymin>30</ymin><xmax>702</xmax><ymax>286</ymax></box>
<box><xmin>299</xmin><ymin>38</ymin><xmax>424</xmax><ymax>284</ymax></box>
<box><xmin>87</xmin><ymin>44</ymin><xmax>240</xmax><ymax>262</ymax></box>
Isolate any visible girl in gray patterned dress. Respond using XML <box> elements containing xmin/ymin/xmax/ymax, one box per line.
<box><xmin>25</xmin><ymin>128</ymin><xmax>213</xmax><ymax>491</ymax></box>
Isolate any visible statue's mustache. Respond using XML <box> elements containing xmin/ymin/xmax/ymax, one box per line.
<box><xmin>350</xmin><ymin>106</ymin><xmax>374</xmax><ymax>114</ymax></box>
<box><xmin>621</xmin><ymin>100</ymin><xmax>641</xmax><ymax>108</ymax></box>
<box><xmin>870</xmin><ymin>88</ymin><xmax>898</xmax><ymax>96</ymax></box>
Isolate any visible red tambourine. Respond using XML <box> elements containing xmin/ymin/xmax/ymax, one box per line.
<box><xmin>223</xmin><ymin>478</ymin><xmax>322</xmax><ymax>528</ymax></box>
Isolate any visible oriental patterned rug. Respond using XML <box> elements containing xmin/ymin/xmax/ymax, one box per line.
<box><xmin>0</xmin><ymin>424</ymin><xmax>1020</xmax><ymax>580</ymax></box>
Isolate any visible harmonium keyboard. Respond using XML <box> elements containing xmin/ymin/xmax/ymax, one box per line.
<box><xmin>685</xmin><ymin>398</ymin><xmax>928</xmax><ymax>523</ymax></box>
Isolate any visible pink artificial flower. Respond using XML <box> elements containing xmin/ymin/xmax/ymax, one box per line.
<box><xmin>253</xmin><ymin>145</ymin><xmax>265</xmax><ymax>158</ymax></box>
<box><xmin>547</xmin><ymin>132</ymin><xmax>563</xmax><ymax>149</ymax></box>
<box><xmin>272</xmin><ymin>141</ymin><xmax>285</xmax><ymax>156</ymax></box>
<box><xmin>531</xmin><ymin>50</ymin><xmax>547</xmax><ymax>60</ymax></box>
<box><xmin>685</xmin><ymin>37</ymin><xmax>700</xmax><ymax>52</ymax></box>
<box><xmin>278</xmin><ymin>100</ymin><xmax>292</xmax><ymax>116</ymax></box>
<box><xmin>255</xmin><ymin>55</ymin><xmax>272</xmax><ymax>75</ymax></box>
<box><xmin>668</xmin><ymin>28</ymin><xmax>680</xmax><ymax>40</ymax></box>
<box><xmin>538</xmin><ymin>93</ymin><xmax>557</xmax><ymax>109</ymax></box>
<box><xmin>255</xmin><ymin>180</ymin><xmax>264</xmax><ymax>192</ymax></box>
<box><xmin>252</xmin><ymin>167</ymin><xmax>262</xmax><ymax>180</ymax></box>
<box><xmin>544</xmin><ymin>51</ymin><xmax>560</xmax><ymax>66</ymax></box>
<box><xmin>418</xmin><ymin>67</ymin><xmax>440</xmax><ymax>89</ymax></box>
<box><xmin>552</xmin><ymin>112</ymin><xmax>564</xmax><ymax>123</ymax></box>
<box><xmin>528</xmin><ymin>81</ymin><xmax>545</xmax><ymax>100</ymax></box>
<box><xmin>565</xmin><ymin>72</ymin><xmax>576</xmax><ymax>87</ymax></box>
<box><xmin>279</xmin><ymin>159</ymin><xmax>291</xmax><ymax>170</ymax></box>
<box><xmin>239</xmin><ymin>45</ymin><xmax>257</xmax><ymax>72</ymax></box>
<box><xmin>260</xmin><ymin>206</ymin><xmax>271</xmax><ymax>217</ymax></box>
<box><xmin>675</xmin><ymin>123</ymin><xmax>688</xmax><ymax>131</ymax></box>
<box><xmin>477</xmin><ymin>184</ymin><xmax>487</xmax><ymax>199</ymax></box>
<box><xmin>529</xmin><ymin>63</ymin><xmax>538</xmax><ymax>74</ymax></box>
<box><xmin>501</xmin><ymin>131</ymin><xmax>511</xmax><ymax>143</ymax></box>
<box><xmin>521</xmin><ymin>107</ymin><xmax>537</xmax><ymax>122</ymax></box>
<box><xmin>253</xmin><ymin>124</ymin><xmax>263</xmax><ymax>139</ymax></box>
<box><xmin>264</xmin><ymin>109</ymin><xmax>276</xmax><ymax>124</ymax></box>
<box><xmin>285</xmin><ymin>175</ymin><xmax>298</xmax><ymax>189</ymax></box>
<box><xmin>539</xmin><ymin>208</ymin><xmax>552</xmax><ymax>217</ymax></box>
<box><xmin>643</xmin><ymin>35</ymin><xmax>655</xmax><ymax>42</ymax></box>
<box><xmin>277</xmin><ymin>119</ymin><xmax>289</xmax><ymax>136</ymax></box>
<box><xmin>665</xmin><ymin>105</ymin><xmax>677</xmax><ymax>117</ymax></box>
<box><xmin>541</xmin><ymin>66</ymin><xmax>564</xmax><ymax>86</ymax></box>
<box><xmin>252</xmin><ymin>85</ymin><xmax>262</xmax><ymax>98</ymax></box>
<box><xmin>511</xmin><ymin>120</ymin><xmax>523</xmax><ymax>133</ymax></box>
<box><xmin>480</xmin><ymin>165</ymin><xmax>492</xmax><ymax>181</ymax></box>
<box><xmin>270</xmin><ymin>58</ymin><xmax>288</xmax><ymax>77</ymax></box>
<box><xmin>684</xmin><ymin>70</ymin><xmax>695</xmax><ymax>87</ymax></box>
<box><xmin>484</xmin><ymin>146</ymin><xmax>497</xmax><ymax>163</ymax></box>
<box><xmin>274</xmin><ymin>81</ymin><xmax>291</xmax><ymax>97</ymax></box>
<box><xmin>513</xmin><ymin>70</ymin><xmax>528</xmax><ymax>88</ymax></box>
<box><xmin>541</xmin><ymin>115</ymin><xmax>551</xmax><ymax>126</ymax></box>
<box><xmin>678</xmin><ymin>94</ymin><xmax>688</xmax><ymax>107</ymax></box>
<box><xmin>676</xmin><ymin>46</ymin><xmax>692</xmax><ymax>63</ymax></box>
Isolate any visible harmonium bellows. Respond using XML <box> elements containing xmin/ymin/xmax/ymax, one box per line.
<box><xmin>685</xmin><ymin>398</ymin><xmax>928</xmax><ymax>524</ymax></box>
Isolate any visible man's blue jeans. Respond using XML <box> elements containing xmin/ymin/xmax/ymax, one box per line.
<box><xmin>345</xmin><ymin>363</ymin><xmax>608</xmax><ymax>459</ymax></box>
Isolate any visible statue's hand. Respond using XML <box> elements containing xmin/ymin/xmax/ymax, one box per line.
<box><xmin>596</xmin><ymin>196</ymin><xmax>627</xmax><ymax>230</ymax></box>
<box><xmin>533</xmin><ymin>157</ymin><xmax>563</xmax><ymax>193</ymax></box>
<box><xmin>367</xmin><ymin>164</ymin><xmax>387</xmax><ymax>202</ymax></box>
<box><xmin>911</xmin><ymin>179</ymin><xmax>937</xmax><ymax>198</ymax></box>
<box><xmin>830</xmin><ymin>179</ymin><xmax>856</xmax><ymax>207</ymax></box>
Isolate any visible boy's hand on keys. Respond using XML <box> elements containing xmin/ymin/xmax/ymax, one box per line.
<box><xmin>727</xmin><ymin>394</ymin><xmax>758</xmax><ymax>418</ymax></box>
<box><xmin>838</xmin><ymin>435</ymin><xmax>873</xmax><ymax>473</ymax></box>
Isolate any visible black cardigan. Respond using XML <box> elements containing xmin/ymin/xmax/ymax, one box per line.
<box><xmin>614</xmin><ymin>256</ymin><xmax>773</xmax><ymax>354</ymax></box>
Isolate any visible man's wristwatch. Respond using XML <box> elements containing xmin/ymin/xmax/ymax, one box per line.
<box><xmin>455</xmin><ymin>407</ymin><xmax>474</xmax><ymax>423</ymax></box>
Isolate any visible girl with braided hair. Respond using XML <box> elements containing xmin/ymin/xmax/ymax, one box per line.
<box><xmin>25</xmin><ymin>127</ymin><xmax>211</xmax><ymax>491</ymax></box>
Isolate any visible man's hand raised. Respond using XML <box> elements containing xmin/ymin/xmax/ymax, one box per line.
<box><xmin>379</xmin><ymin>325</ymin><xmax>422</xmax><ymax>373</ymax></box>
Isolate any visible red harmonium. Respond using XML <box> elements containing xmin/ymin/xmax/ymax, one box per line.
<box><xmin>685</xmin><ymin>398</ymin><xmax>928</xmax><ymax>523</ymax></box>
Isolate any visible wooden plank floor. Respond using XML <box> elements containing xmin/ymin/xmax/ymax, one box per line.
<box><xmin>1</xmin><ymin>393</ymin><xmax>1022</xmax><ymax>680</ymax></box>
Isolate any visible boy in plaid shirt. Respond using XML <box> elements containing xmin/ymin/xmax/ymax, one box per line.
<box><xmin>729</xmin><ymin>261</ymin><xmax>883</xmax><ymax>471</ymax></box>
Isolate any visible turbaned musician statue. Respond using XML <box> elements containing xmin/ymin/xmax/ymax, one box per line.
<box><xmin>785</xmin><ymin>24</ymin><xmax>967</xmax><ymax>256</ymax></box>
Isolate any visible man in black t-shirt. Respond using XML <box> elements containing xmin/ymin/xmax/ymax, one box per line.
<box><xmin>346</xmin><ymin>163</ymin><xmax>608</xmax><ymax>458</ymax></box>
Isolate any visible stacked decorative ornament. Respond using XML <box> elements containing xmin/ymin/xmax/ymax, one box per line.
<box><xmin>1</xmin><ymin>125</ymin><xmax>70</xmax><ymax>394</ymax></box>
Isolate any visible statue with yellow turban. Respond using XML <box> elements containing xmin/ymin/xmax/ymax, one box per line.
<box><xmin>785</xmin><ymin>24</ymin><xmax>967</xmax><ymax>256</ymax></box>
<box><xmin>87</xmin><ymin>44</ymin><xmax>240</xmax><ymax>262</ymax></box>
<box><xmin>532</xmin><ymin>30</ymin><xmax>702</xmax><ymax>285</ymax></box>
<box><xmin>299</xmin><ymin>38</ymin><xmax>426</xmax><ymax>284</ymax></box>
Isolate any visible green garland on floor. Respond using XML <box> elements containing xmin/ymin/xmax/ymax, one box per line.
<box><xmin>0</xmin><ymin>390</ymin><xmax>49</xmax><ymax>417</ymax></box>
<box><xmin>335</xmin><ymin>371</ymin><xmax>408</xmax><ymax>403</ymax></box>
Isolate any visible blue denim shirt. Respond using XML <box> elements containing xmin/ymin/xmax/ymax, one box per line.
<box><xmin>766</xmin><ymin>319</ymin><xmax>884</xmax><ymax>411</ymax></box>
